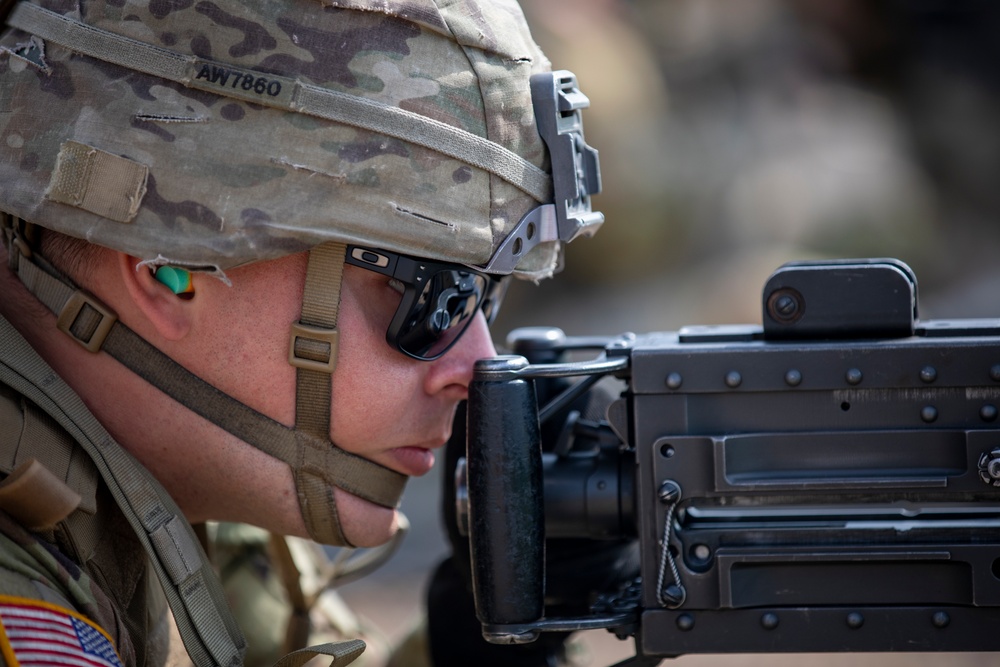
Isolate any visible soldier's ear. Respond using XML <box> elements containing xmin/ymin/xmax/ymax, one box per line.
<box><xmin>117</xmin><ymin>253</ymin><xmax>192</xmax><ymax>342</ymax></box>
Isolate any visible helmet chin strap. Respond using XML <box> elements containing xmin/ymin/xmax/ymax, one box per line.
<box><xmin>2</xmin><ymin>218</ymin><xmax>408</xmax><ymax>546</ymax></box>
<box><xmin>288</xmin><ymin>241</ymin><xmax>407</xmax><ymax>546</ymax></box>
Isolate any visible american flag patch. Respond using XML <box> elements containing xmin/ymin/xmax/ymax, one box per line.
<box><xmin>0</xmin><ymin>596</ymin><xmax>124</xmax><ymax>667</ymax></box>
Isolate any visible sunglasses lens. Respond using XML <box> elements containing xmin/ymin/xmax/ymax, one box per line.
<box><xmin>396</xmin><ymin>270</ymin><xmax>494</xmax><ymax>359</ymax></box>
<box><xmin>480</xmin><ymin>277</ymin><xmax>508</xmax><ymax>326</ymax></box>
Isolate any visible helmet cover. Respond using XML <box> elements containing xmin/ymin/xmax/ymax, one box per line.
<box><xmin>0</xmin><ymin>0</ymin><xmax>560</xmax><ymax>278</ymax></box>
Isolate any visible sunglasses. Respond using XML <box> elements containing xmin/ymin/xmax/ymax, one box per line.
<box><xmin>345</xmin><ymin>245</ymin><xmax>508</xmax><ymax>361</ymax></box>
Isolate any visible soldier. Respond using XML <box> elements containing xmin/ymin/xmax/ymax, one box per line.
<box><xmin>0</xmin><ymin>0</ymin><xmax>601</xmax><ymax>665</ymax></box>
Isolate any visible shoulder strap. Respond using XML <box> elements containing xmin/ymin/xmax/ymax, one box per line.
<box><xmin>0</xmin><ymin>315</ymin><xmax>247</xmax><ymax>667</ymax></box>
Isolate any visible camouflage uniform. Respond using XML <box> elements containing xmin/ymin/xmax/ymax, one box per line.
<box><xmin>0</xmin><ymin>314</ymin><xmax>175</xmax><ymax>667</ymax></box>
<box><xmin>0</xmin><ymin>310</ymin><xmax>384</xmax><ymax>667</ymax></box>
<box><xmin>212</xmin><ymin>524</ymin><xmax>393</xmax><ymax>667</ymax></box>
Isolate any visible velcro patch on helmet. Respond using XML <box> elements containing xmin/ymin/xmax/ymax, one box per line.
<box><xmin>45</xmin><ymin>141</ymin><xmax>148</xmax><ymax>224</ymax></box>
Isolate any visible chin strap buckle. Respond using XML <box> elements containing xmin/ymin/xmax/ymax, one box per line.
<box><xmin>288</xmin><ymin>322</ymin><xmax>339</xmax><ymax>374</ymax></box>
<box><xmin>56</xmin><ymin>289</ymin><xmax>119</xmax><ymax>353</ymax></box>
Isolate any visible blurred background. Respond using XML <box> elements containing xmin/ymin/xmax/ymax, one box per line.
<box><xmin>501</xmin><ymin>0</ymin><xmax>1000</xmax><ymax>336</ymax></box>
<box><xmin>341</xmin><ymin>1</ymin><xmax>1000</xmax><ymax>664</ymax></box>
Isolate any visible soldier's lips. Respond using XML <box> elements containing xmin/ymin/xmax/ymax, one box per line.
<box><xmin>387</xmin><ymin>445</ymin><xmax>437</xmax><ymax>476</ymax></box>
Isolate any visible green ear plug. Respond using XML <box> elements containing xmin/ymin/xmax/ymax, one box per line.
<box><xmin>154</xmin><ymin>266</ymin><xmax>193</xmax><ymax>295</ymax></box>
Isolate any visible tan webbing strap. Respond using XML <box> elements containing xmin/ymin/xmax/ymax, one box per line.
<box><xmin>110</xmin><ymin>314</ymin><xmax>407</xmax><ymax>508</ymax></box>
<box><xmin>292</xmin><ymin>242</ymin><xmax>345</xmax><ymax>439</ymax></box>
<box><xmin>10</xmin><ymin>250</ymin><xmax>408</xmax><ymax>510</ymax></box>
<box><xmin>271</xmin><ymin>639</ymin><xmax>366</xmax><ymax>667</ymax></box>
<box><xmin>291</xmin><ymin>242</ymin><xmax>349</xmax><ymax>545</ymax></box>
<box><xmin>267</xmin><ymin>533</ymin><xmax>311</xmax><ymax>655</ymax></box>
<box><xmin>7</xmin><ymin>1</ymin><xmax>553</xmax><ymax>204</ymax></box>
<box><xmin>0</xmin><ymin>317</ymin><xmax>246</xmax><ymax>667</ymax></box>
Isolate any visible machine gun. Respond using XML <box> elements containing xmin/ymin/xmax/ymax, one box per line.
<box><xmin>457</xmin><ymin>258</ymin><xmax>1000</xmax><ymax>665</ymax></box>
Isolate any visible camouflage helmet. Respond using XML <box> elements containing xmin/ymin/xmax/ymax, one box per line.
<box><xmin>0</xmin><ymin>0</ymin><xmax>602</xmax><ymax>552</ymax></box>
<box><xmin>0</xmin><ymin>0</ymin><xmax>602</xmax><ymax>280</ymax></box>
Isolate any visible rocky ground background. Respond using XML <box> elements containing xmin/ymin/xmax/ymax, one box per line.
<box><xmin>341</xmin><ymin>2</ymin><xmax>1000</xmax><ymax>665</ymax></box>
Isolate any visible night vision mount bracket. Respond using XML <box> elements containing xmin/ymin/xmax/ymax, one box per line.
<box><xmin>480</xmin><ymin>70</ymin><xmax>604</xmax><ymax>274</ymax></box>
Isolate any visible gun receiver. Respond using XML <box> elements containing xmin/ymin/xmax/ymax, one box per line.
<box><xmin>463</xmin><ymin>259</ymin><xmax>1000</xmax><ymax>664</ymax></box>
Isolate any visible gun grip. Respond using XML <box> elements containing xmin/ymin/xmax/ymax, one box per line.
<box><xmin>466</xmin><ymin>355</ymin><xmax>545</xmax><ymax>638</ymax></box>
